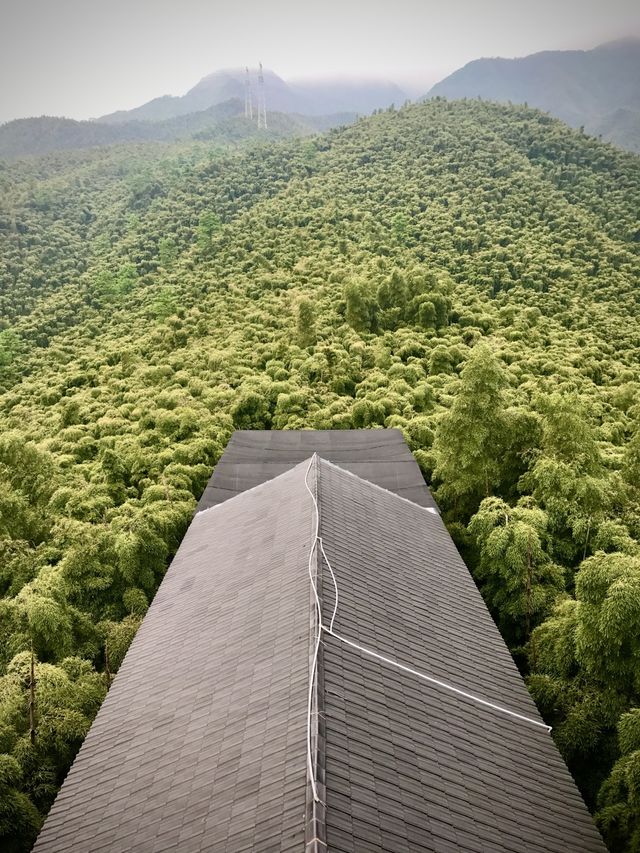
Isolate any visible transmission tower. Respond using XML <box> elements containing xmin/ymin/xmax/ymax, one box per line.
<box><xmin>244</xmin><ymin>66</ymin><xmax>253</xmax><ymax>120</ymax></box>
<box><xmin>257</xmin><ymin>62</ymin><xmax>268</xmax><ymax>130</ymax></box>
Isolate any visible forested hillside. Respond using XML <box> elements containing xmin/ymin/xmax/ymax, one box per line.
<box><xmin>1</xmin><ymin>99</ymin><xmax>640</xmax><ymax>851</ymax></box>
<box><xmin>0</xmin><ymin>102</ymin><xmax>354</xmax><ymax>162</ymax></box>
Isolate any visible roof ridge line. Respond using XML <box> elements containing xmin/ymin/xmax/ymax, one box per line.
<box><xmin>228</xmin><ymin>435</ymin><xmax>407</xmax><ymax>453</ymax></box>
<box><xmin>196</xmin><ymin>453</ymin><xmax>439</xmax><ymax>518</ymax></box>
<box><xmin>195</xmin><ymin>455</ymin><xmax>316</xmax><ymax>518</ymax></box>
<box><xmin>305</xmin><ymin>455</ymin><xmax>327</xmax><ymax>845</ymax></box>
<box><xmin>318</xmin><ymin>456</ymin><xmax>440</xmax><ymax>516</ymax></box>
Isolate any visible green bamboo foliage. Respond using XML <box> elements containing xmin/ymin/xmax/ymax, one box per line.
<box><xmin>432</xmin><ymin>344</ymin><xmax>509</xmax><ymax>517</ymax></box>
<box><xmin>468</xmin><ymin>496</ymin><xmax>564</xmax><ymax>643</ymax></box>
<box><xmin>0</xmin><ymin>98</ymin><xmax>639</xmax><ymax>848</ymax></box>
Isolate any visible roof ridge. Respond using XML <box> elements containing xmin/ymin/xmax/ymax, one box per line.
<box><xmin>195</xmin><ymin>455</ymin><xmax>316</xmax><ymax>517</ymax></box>
<box><xmin>196</xmin><ymin>453</ymin><xmax>439</xmax><ymax>519</ymax></box>
<box><xmin>317</xmin><ymin>456</ymin><xmax>440</xmax><ymax>516</ymax></box>
<box><xmin>228</xmin><ymin>436</ymin><xmax>407</xmax><ymax>453</ymax></box>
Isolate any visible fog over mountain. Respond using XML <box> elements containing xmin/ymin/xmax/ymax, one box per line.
<box><xmin>0</xmin><ymin>67</ymin><xmax>406</xmax><ymax>161</ymax></box>
<box><xmin>97</xmin><ymin>68</ymin><xmax>408</xmax><ymax>124</ymax></box>
<box><xmin>3</xmin><ymin>40</ymin><xmax>640</xmax><ymax>161</ymax></box>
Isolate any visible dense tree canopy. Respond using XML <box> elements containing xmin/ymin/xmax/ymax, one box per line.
<box><xmin>1</xmin><ymin>98</ymin><xmax>640</xmax><ymax>850</ymax></box>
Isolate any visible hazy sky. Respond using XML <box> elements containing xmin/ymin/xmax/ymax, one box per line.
<box><xmin>1</xmin><ymin>0</ymin><xmax>639</xmax><ymax>124</ymax></box>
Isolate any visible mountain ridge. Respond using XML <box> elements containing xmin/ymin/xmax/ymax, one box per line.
<box><xmin>0</xmin><ymin>99</ymin><xmax>357</xmax><ymax>162</ymax></box>
<box><xmin>4</xmin><ymin>41</ymin><xmax>640</xmax><ymax>161</ymax></box>
<box><xmin>428</xmin><ymin>38</ymin><xmax>640</xmax><ymax>151</ymax></box>
<box><xmin>97</xmin><ymin>67</ymin><xmax>407</xmax><ymax>124</ymax></box>
<box><xmin>0</xmin><ymin>66</ymin><xmax>403</xmax><ymax>161</ymax></box>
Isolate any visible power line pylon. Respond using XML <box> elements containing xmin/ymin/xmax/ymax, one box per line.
<box><xmin>257</xmin><ymin>62</ymin><xmax>267</xmax><ymax>130</ymax></box>
<box><xmin>244</xmin><ymin>66</ymin><xmax>253</xmax><ymax>120</ymax></box>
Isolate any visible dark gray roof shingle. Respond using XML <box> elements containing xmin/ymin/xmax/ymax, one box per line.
<box><xmin>33</xmin><ymin>434</ymin><xmax>605</xmax><ymax>852</ymax></box>
<box><xmin>314</xmin><ymin>458</ymin><xmax>605</xmax><ymax>853</ymax></box>
<box><xmin>197</xmin><ymin>428</ymin><xmax>438</xmax><ymax>512</ymax></box>
<box><xmin>33</xmin><ymin>462</ymin><xmax>315</xmax><ymax>853</ymax></box>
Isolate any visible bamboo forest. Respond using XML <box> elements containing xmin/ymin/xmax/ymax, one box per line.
<box><xmin>1</xmin><ymin>98</ymin><xmax>640</xmax><ymax>851</ymax></box>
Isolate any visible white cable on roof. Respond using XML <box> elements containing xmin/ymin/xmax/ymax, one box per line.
<box><xmin>318</xmin><ymin>537</ymin><xmax>338</xmax><ymax>632</ymax></box>
<box><xmin>303</xmin><ymin>455</ymin><xmax>552</xmax><ymax>805</ymax></box>
<box><xmin>304</xmin><ymin>456</ymin><xmax>322</xmax><ymax>803</ymax></box>
<box><xmin>323</xmin><ymin>627</ymin><xmax>552</xmax><ymax>733</ymax></box>
<box><xmin>304</xmin><ymin>456</ymin><xmax>322</xmax><ymax>620</ymax></box>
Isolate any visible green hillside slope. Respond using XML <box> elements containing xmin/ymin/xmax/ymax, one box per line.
<box><xmin>1</xmin><ymin>100</ymin><xmax>640</xmax><ymax>851</ymax></box>
<box><xmin>0</xmin><ymin>101</ymin><xmax>355</xmax><ymax>162</ymax></box>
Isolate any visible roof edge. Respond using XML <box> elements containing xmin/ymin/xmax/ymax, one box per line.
<box><xmin>196</xmin><ymin>453</ymin><xmax>439</xmax><ymax>521</ymax></box>
<box><xmin>195</xmin><ymin>456</ymin><xmax>316</xmax><ymax>517</ymax></box>
<box><xmin>318</xmin><ymin>456</ymin><xmax>440</xmax><ymax>516</ymax></box>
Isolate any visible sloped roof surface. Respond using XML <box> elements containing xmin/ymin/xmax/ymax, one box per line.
<box><xmin>196</xmin><ymin>428</ymin><xmax>438</xmax><ymax>512</ymax></box>
<box><xmin>315</xmin><ymin>459</ymin><xmax>605</xmax><ymax>853</ymax></box>
<box><xmin>33</xmin><ymin>462</ymin><xmax>315</xmax><ymax>853</ymax></box>
<box><xmin>33</xmin><ymin>438</ymin><xmax>605</xmax><ymax>852</ymax></box>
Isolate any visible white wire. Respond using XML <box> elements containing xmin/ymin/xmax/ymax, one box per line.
<box><xmin>303</xmin><ymin>454</ymin><xmax>552</xmax><ymax>806</ymax></box>
<box><xmin>304</xmin><ymin>458</ymin><xmax>341</xmax><ymax>802</ymax></box>
<box><xmin>318</xmin><ymin>537</ymin><xmax>339</xmax><ymax>632</ymax></box>
<box><xmin>304</xmin><ymin>456</ymin><xmax>321</xmax><ymax>803</ymax></box>
<box><xmin>304</xmin><ymin>457</ymin><xmax>321</xmax><ymax>620</ymax></box>
<box><xmin>323</xmin><ymin>627</ymin><xmax>552</xmax><ymax>733</ymax></box>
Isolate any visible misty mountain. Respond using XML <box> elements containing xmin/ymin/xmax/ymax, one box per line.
<box><xmin>288</xmin><ymin>77</ymin><xmax>408</xmax><ymax>115</ymax></box>
<box><xmin>428</xmin><ymin>38</ymin><xmax>640</xmax><ymax>152</ymax></box>
<box><xmin>98</xmin><ymin>68</ymin><xmax>407</xmax><ymax>123</ymax></box>
<box><xmin>0</xmin><ymin>100</ymin><xmax>356</xmax><ymax>161</ymax></box>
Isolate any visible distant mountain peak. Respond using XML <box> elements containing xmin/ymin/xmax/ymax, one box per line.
<box><xmin>593</xmin><ymin>35</ymin><xmax>640</xmax><ymax>51</ymax></box>
<box><xmin>428</xmin><ymin>38</ymin><xmax>640</xmax><ymax>153</ymax></box>
<box><xmin>97</xmin><ymin>67</ymin><xmax>407</xmax><ymax>124</ymax></box>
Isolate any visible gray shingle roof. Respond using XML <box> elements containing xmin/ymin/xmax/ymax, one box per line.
<box><xmin>196</xmin><ymin>428</ymin><xmax>438</xmax><ymax>512</ymax></box>
<box><xmin>315</xmin><ymin>458</ymin><xmax>605</xmax><ymax>853</ymax></box>
<box><xmin>33</xmin><ymin>461</ymin><xmax>315</xmax><ymax>853</ymax></box>
<box><xmin>33</xmin><ymin>437</ymin><xmax>605</xmax><ymax>852</ymax></box>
